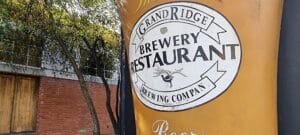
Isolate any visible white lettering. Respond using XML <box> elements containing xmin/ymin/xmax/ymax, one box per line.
<box><xmin>152</xmin><ymin>120</ymin><xmax>199</xmax><ymax>135</ymax></box>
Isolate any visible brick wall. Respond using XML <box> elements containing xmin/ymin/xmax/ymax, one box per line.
<box><xmin>37</xmin><ymin>77</ymin><xmax>117</xmax><ymax>135</ymax></box>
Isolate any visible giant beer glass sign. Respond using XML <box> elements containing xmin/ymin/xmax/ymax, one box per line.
<box><xmin>117</xmin><ymin>0</ymin><xmax>283</xmax><ymax>134</ymax></box>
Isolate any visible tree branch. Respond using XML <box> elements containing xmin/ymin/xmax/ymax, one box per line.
<box><xmin>43</xmin><ymin>1</ymin><xmax>101</xmax><ymax>134</ymax></box>
<box><xmin>99</xmin><ymin>74</ymin><xmax>119</xmax><ymax>134</ymax></box>
<box><xmin>82</xmin><ymin>36</ymin><xmax>92</xmax><ymax>50</ymax></box>
<box><xmin>54</xmin><ymin>35</ymin><xmax>101</xmax><ymax>135</ymax></box>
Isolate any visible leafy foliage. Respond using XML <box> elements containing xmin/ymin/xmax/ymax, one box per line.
<box><xmin>0</xmin><ymin>0</ymin><xmax>121</xmax><ymax>76</ymax></box>
<box><xmin>0</xmin><ymin>0</ymin><xmax>121</xmax><ymax>134</ymax></box>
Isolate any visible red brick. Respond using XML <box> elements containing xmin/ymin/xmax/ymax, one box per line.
<box><xmin>37</xmin><ymin>77</ymin><xmax>118</xmax><ymax>135</ymax></box>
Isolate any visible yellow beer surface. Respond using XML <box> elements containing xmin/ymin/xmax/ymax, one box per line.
<box><xmin>118</xmin><ymin>0</ymin><xmax>283</xmax><ymax>134</ymax></box>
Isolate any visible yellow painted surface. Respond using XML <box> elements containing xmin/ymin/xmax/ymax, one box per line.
<box><xmin>118</xmin><ymin>0</ymin><xmax>283</xmax><ymax>134</ymax></box>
